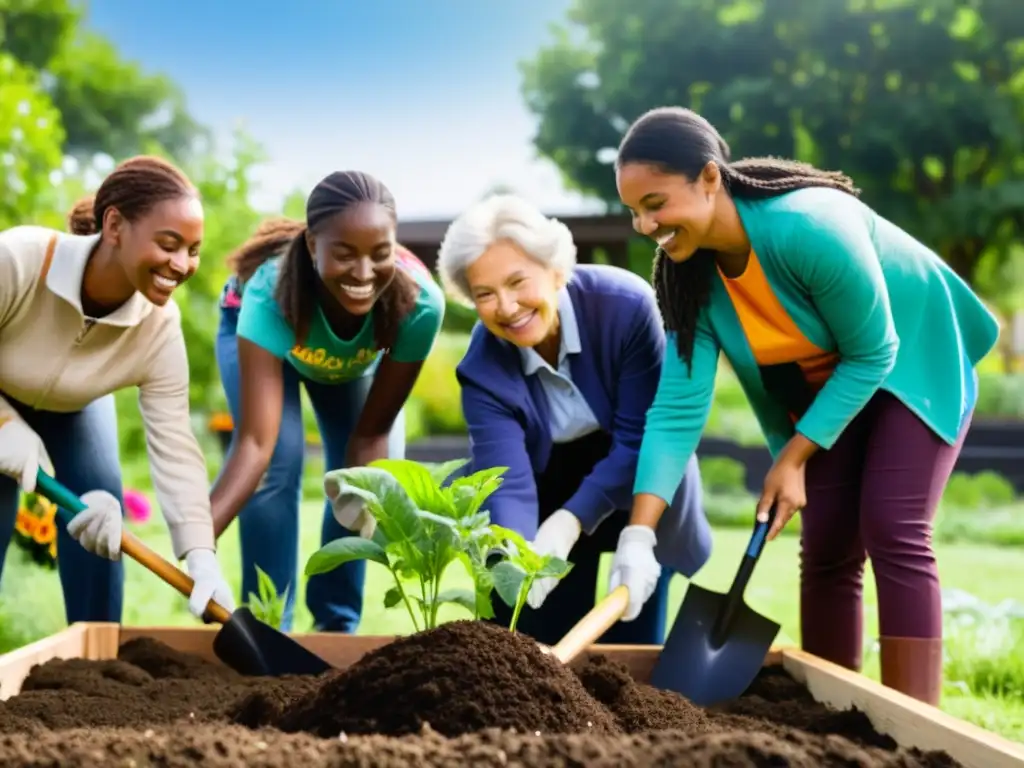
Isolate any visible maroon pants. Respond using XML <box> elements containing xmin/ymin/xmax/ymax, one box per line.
<box><xmin>799</xmin><ymin>391</ymin><xmax>969</xmax><ymax>671</ymax></box>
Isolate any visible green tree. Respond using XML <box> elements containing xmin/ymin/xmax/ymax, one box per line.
<box><xmin>0</xmin><ymin>52</ymin><xmax>65</xmax><ymax>228</ymax></box>
<box><xmin>521</xmin><ymin>0</ymin><xmax>1024</xmax><ymax>282</ymax></box>
<box><xmin>1</xmin><ymin>0</ymin><xmax>206</xmax><ymax>160</ymax></box>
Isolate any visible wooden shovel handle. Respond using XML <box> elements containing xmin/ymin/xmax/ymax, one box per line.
<box><xmin>121</xmin><ymin>532</ymin><xmax>234</xmax><ymax>625</ymax></box>
<box><xmin>551</xmin><ymin>585</ymin><xmax>630</xmax><ymax>664</ymax></box>
<box><xmin>35</xmin><ymin>469</ymin><xmax>234</xmax><ymax>625</ymax></box>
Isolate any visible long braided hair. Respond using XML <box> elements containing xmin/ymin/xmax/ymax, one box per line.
<box><xmin>616</xmin><ymin>107</ymin><xmax>861</xmax><ymax>370</ymax></box>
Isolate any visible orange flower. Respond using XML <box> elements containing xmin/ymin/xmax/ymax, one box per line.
<box><xmin>33</xmin><ymin>518</ymin><xmax>56</xmax><ymax>545</ymax></box>
<box><xmin>15</xmin><ymin>508</ymin><xmax>37</xmax><ymax>537</ymax></box>
<box><xmin>208</xmin><ymin>412</ymin><xmax>234</xmax><ymax>432</ymax></box>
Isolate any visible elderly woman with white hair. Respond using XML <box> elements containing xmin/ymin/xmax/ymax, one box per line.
<box><xmin>436</xmin><ymin>194</ymin><xmax>712</xmax><ymax>646</ymax></box>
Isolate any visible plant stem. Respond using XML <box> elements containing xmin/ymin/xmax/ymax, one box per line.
<box><xmin>431</xmin><ymin>573</ymin><xmax>442</xmax><ymax>628</ymax></box>
<box><xmin>509</xmin><ymin>577</ymin><xmax>533</xmax><ymax>633</ymax></box>
<box><xmin>392</xmin><ymin>571</ymin><xmax>420</xmax><ymax>632</ymax></box>
<box><xmin>420</xmin><ymin>579</ymin><xmax>430</xmax><ymax>630</ymax></box>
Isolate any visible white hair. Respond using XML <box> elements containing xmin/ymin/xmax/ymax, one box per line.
<box><xmin>436</xmin><ymin>193</ymin><xmax>577</xmax><ymax>306</ymax></box>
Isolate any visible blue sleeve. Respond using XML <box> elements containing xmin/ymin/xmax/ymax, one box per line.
<box><xmin>388</xmin><ymin>278</ymin><xmax>445</xmax><ymax>363</ymax></box>
<box><xmin>634</xmin><ymin>317</ymin><xmax>720</xmax><ymax>505</ymax></box>
<box><xmin>458</xmin><ymin>374</ymin><xmax>540</xmax><ymax>536</ymax></box>
<box><xmin>562</xmin><ymin>293</ymin><xmax>665</xmax><ymax>534</ymax></box>
<box><xmin>787</xmin><ymin>204</ymin><xmax>899</xmax><ymax>449</ymax></box>
<box><xmin>236</xmin><ymin>264</ymin><xmax>295</xmax><ymax>359</ymax></box>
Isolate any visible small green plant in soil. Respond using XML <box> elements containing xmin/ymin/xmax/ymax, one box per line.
<box><xmin>305</xmin><ymin>458</ymin><xmax>572</xmax><ymax>632</ymax></box>
<box><xmin>244</xmin><ymin>564</ymin><xmax>288</xmax><ymax>630</ymax></box>
<box><xmin>489</xmin><ymin>525</ymin><xmax>572</xmax><ymax>631</ymax></box>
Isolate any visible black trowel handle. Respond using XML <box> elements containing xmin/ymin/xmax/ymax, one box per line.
<box><xmin>710</xmin><ymin>504</ymin><xmax>776</xmax><ymax>646</ymax></box>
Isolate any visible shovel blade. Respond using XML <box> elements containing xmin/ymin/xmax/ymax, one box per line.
<box><xmin>651</xmin><ymin>584</ymin><xmax>780</xmax><ymax>707</ymax></box>
<box><xmin>212</xmin><ymin>607</ymin><xmax>333</xmax><ymax>677</ymax></box>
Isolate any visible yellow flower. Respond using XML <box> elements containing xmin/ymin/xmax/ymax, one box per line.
<box><xmin>48</xmin><ymin>540</ymin><xmax>57</xmax><ymax>560</ymax></box>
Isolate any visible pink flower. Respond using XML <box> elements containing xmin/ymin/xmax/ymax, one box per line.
<box><xmin>123</xmin><ymin>489</ymin><xmax>152</xmax><ymax>523</ymax></box>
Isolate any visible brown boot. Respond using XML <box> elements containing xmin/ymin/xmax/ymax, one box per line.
<box><xmin>878</xmin><ymin>636</ymin><xmax>943</xmax><ymax>706</ymax></box>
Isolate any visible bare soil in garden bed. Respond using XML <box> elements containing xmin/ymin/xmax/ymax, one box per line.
<box><xmin>0</xmin><ymin>620</ymin><xmax>958</xmax><ymax>767</ymax></box>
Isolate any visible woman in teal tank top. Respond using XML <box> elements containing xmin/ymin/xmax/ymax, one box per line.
<box><xmin>210</xmin><ymin>171</ymin><xmax>445</xmax><ymax>633</ymax></box>
<box><xmin>614</xmin><ymin>107</ymin><xmax>999</xmax><ymax>706</ymax></box>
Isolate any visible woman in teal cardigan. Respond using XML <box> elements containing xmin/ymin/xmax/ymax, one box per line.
<box><xmin>614</xmin><ymin>106</ymin><xmax>1000</xmax><ymax>706</ymax></box>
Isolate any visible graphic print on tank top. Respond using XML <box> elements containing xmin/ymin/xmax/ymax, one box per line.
<box><xmin>719</xmin><ymin>250</ymin><xmax>838</xmax><ymax>423</ymax></box>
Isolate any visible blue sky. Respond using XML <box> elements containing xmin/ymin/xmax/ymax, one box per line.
<box><xmin>84</xmin><ymin>0</ymin><xmax>604</xmax><ymax>218</ymax></box>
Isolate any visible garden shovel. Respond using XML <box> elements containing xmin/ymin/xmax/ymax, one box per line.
<box><xmin>649</xmin><ymin>504</ymin><xmax>780</xmax><ymax>706</ymax></box>
<box><xmin>35</xmin><ymin>470</ymin><xmax>333</xmax><ymax>678</ymax></box>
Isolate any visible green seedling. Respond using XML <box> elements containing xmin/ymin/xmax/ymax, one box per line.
<box><xmin>245</xmin><ymin>564</ymin><xmax>289</xmax><ymax>630</ymax></box>
<box><xmin>489</xmin><ymin>525</ymin><xmax>573</xmax><ymax>632</ymax></box>
<box><xmin>304</xmin><ymin>458</ymin><xmax>507</xmax><ymax>630</ymax></box>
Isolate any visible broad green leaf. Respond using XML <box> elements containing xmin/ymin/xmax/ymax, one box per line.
<box><xmin>492</xmin><ymin>560</ymin><xmax>528</xmax><ymax>608</ymax></box>
<box><xmin>450</xmin><ymin>467</ymin><xmax>507</xmax><ymax>517</ymax></box>
<box><xmin>304</xmin><ymin>536</ymin><xmax>389</xmax><ymax>576</ymax></box>
<box><xmin>453</xmin><ymin>466</ymin><xmax>509</xmax><ymax>489</ymax></box>
<box><xmin>537</xmin><ymin>556</ymin><xmax>573</xmax><ymax>580</ymax></box>
<box><xmin>436</xmin><ymin>588</ymin><xmax>477</xmax><ymax>616</ymax></box>
<box><xmin>383</xmin><ymin>587</ymin><xmax>403</xmax><ymax>609</ymax></box>
<box><xmin>370</xmin><ymin>458</ymin><xmax>455</xmax><ymax>516</ymax></box>
<box><xmin>423</xmin><ymin>458</ymin><xmax>470</xmax><ymax>486</ymax></box>
<box><xmin>490</xmin><ymin>525</ymin><xmax>530</xmax><ymax>553</ymax></box>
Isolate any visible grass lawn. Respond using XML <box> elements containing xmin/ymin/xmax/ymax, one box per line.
<box><xmin>2</xmin><ymin>499</ymin><xmax>1021</xmax><ymax>742</ymax></box>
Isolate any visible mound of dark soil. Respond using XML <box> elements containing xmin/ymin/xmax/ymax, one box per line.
<box><xmin>260</xmin><ymin>620</ymin><xmax>620</xmax><ymax>737</ymax></box>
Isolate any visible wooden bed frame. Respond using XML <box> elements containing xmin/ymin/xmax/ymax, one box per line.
<box><xmin>0</xmin><ymin>623</ymin><xmax>1021</xmax><ymax>768</ymax></box>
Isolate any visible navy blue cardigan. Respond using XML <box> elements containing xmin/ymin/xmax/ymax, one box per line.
<box><xmin>456</xmin><ymin>264</ymin><xmax>672</xmax><ymax>538</ymax></box>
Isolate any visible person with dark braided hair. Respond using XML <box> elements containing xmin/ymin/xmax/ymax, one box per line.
<box><xmin>0</xmin><ymin>155</ymin><xmax>234</xmax><ymax>625</ymax></box>
<box><xmin>210</xmin><ymin>170</ymin><xmax>445</xmax><ymax>632</ymax></box>
<box><xmin>614</xmin><ymin>106</ymin><xmax>1000</xmax><ymax>705</ymax></box>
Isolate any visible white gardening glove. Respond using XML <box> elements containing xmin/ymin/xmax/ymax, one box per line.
<box><xmin>66</xmin><ymin>490</ymin><xmax>123</xmax><ymax>560</ymax></box>
<box><xmin>185</xmin><ymin>548</ymin><xmax>236</xmax><ymax>619</ymax></box>
<box><xmin>526</xmin><ymin>509</ymin><xmax>581</xmax><ymax>609</ymax></box>
<box><xmin>324</xmin><ymin>474</ymin><xmax>377</xmax><ymax>538</ymax></box>
<box><xmin>608</xmin><ymin>525</ymin><xmax>662</xmax><ymax>621</ymax></box>
<box><xmin>330</xmin><ymin>493</ymin><xmax>377</xmax><ymax>539</ymax></box>
<box><xmin>0</xmin><ymin>418</ymin><xmax>54</xmax><ymax>492</ymax></box>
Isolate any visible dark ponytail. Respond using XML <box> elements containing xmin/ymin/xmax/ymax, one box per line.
<box><xmin>617</xmin><ymin>106</ymin><xmax>860</xmax><ymax>370</ymax></box>
<box><xmin>274</xmin><ymin>171</ymin><xmax>419</xmax><ymax>348</ymax></box>
<box><xmin>227</xmin><ymin>217</ymin><xmax>305</xmax><ymax>284</ymax></box>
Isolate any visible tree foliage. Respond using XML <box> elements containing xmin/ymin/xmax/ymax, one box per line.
<box><xmin>520</xmin><ymin>0</ymin><xmax>1024</xmax><ymax>281</ymax></box>
<box><xmin>1</xmin><ymin>0</ymin><xmax>206</xmax><ymax>159</ymax></box>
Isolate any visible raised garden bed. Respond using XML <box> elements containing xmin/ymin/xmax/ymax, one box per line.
<box><xmin>1</xmin><ymin>623</ymin><xmax>1022</xmax><ymax>767</ymax></box>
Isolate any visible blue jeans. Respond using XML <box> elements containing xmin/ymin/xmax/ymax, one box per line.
<box><xmin>0</xmin><ymin>393</ymin><xmax>125</xmax><ymax>623</ymax></box>
<box><xmin>215</xmin><ymin>306</ymin><xmax>405</xmax><ymax>632</ymax></box>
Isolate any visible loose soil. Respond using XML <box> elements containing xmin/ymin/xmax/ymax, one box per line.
<box><xmin>0</xmin><ymin>620</ymin><xmax>960</xmax><ymax>767</ymax></box>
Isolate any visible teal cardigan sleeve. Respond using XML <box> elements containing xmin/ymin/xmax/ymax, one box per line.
<box><xmin>633</xmin><ymin>318</ymin><xmax>719</xmax><ymax>505</ymax></box>
<box><xmin>785</xmin><ymin>201</ymin><xmax>899</xmax><ymax>449</ymax></box>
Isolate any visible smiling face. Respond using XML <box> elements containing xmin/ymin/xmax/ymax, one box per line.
<box><xmin>616</xmin><ymin>161</ymin><xmax>722</xmax><ymax>263</ymax></box>
<box><xmin>108</xmin><ymin>194</ymin><xmax>204</xmax><ymax>305</ymax></box>
<box><xmin>306</xmin><ymin>202</ymin><xmax>397</xmax><ymax>316</ymax></box>
<box><xmin>464</xmin><ymin>239</ymin><xmax>564</xmax><ymax>349</ymax></box>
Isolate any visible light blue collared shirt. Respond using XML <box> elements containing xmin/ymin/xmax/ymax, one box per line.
<box><xmin>519</xmin><ymin>287</ymin><xmax>601</xmax><ymax>444</ymax></box>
